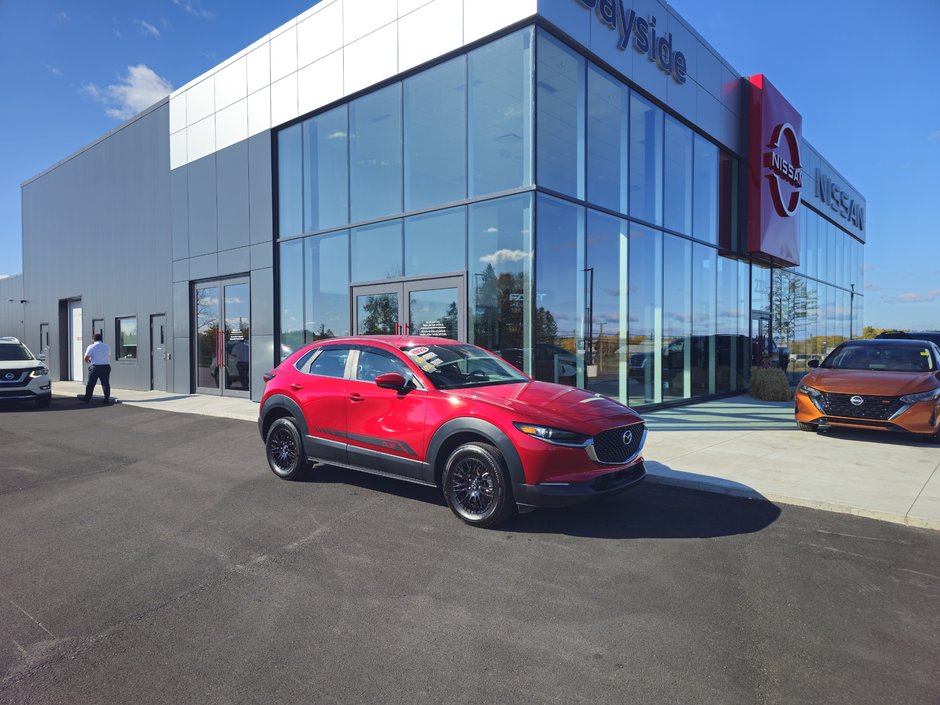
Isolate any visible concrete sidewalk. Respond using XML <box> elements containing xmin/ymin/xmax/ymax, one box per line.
<box><xmin>51</xmin><ymin>382</ymin><xmax>940</xmax><ymax>529</ymax></box>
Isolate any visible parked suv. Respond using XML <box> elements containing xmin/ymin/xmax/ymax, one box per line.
<box><xmin>258</xmin><ymin>337</ymin><xmax>648</xmax><ymax>527</ymax></box>
<box><xmin>875</xmin><ymin>330</ymin><xmax>940</xmax><ymax>347</ymax></box>
<box><xmin>0</xmin><ymin>337</ymin><xmax>51</xmax><ymax>407</ymax></box>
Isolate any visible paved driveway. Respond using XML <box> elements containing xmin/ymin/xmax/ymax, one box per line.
<box><xmin>1</xmin><ymin>398</ymin><xmax>938</xmax><ymax>704</ymax></box>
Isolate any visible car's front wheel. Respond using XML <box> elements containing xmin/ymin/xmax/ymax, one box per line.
<box><xmin>266</xmin><ymin>417</ymin><xmax>307</xmax><ymax>480</ymax></box>
<box><xmin>443</xmin><ymin>442</ymin><xmax>515</xmax><ymax>528</ymax></box>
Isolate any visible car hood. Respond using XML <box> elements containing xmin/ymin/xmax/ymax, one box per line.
<box><xmin>449</xmin><ymin>381</ymin><xmax>643</xmax><ymax>427</ymax></box>
<box><xmin>803</xmin><ymin>369</ymin><xmax>940</xmax><ymax>396</ymax></box>
<box><xmin>0</xmin><ymin>359</ymin><xmax>42</xmax><ymax>371</ymax></box>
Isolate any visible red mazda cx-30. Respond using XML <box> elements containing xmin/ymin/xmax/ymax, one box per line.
<box><xmin>258</xmin><ymin>337</ymin><xmax>647</xmax><ymax>527</ymax></box>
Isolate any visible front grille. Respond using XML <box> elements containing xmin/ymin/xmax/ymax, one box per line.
<box><xmin>822</xmin><ymin>393</ymin><xmax>904</xmax><ymax>421</ymax></box>
<box><xmin>592</xmin><ymin>423</ymin><xmax>645</xmax><ymax>464</ymax></box>
<box><xmin>0</xmin><ymin>369</ymin><xmax>27</xmax><ymax>385</ymax></box>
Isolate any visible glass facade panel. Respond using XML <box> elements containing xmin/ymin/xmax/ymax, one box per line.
<box><xmin>715</xmin><ymin>256</ymin><xmax>740</xmax><ymax>392</ymax></box>
<box><xmin>303</xmin><ymin>106</ymin><xmax>348</xmax><ymax>232</ymax></box>
<box><xmin>277</xmin><ymin>124</ymin><xmax>303</xmax><ymax>237</ymax></box>
<box><xmin>349</xmin><ymin>84</ymin><xmax>402</xmax><ymax>222</ymax></box>
<box><xmin>351</xmin><ymin>221</ymin><xmax>403</xmax><ymax>282</ymax></box>
<box><xmin>279</xmin><ymin>239</ymin><xmax>304</xmax><ymax>358</ymax></box>
<box><xmin>586</xmin><ymin>65</ymin><xmax>628</xmax><ymax>213</ymax></box>
<box><xmin>691</xmin><ymin>244</ymin><xmax>716</xmax><ymax>396</ymax></box>
<box><xmin>662</xmin><ymin>235</ymin><xmax>691</xmax><ymax>400</ymax></box>
<box><xmin>534</xmin><ymin>195</ymin><xmax>583</xmax><ymax>386</ymax></box>
<box><xmin>404</xmin><ymin>57</ymin><xmax>467</xmax><ymax>210</ymax></box>
<box><xmin>536</xmin><ymin>31</ymin><xmax>585</xmax><ymax>199</ymax></box>
<box><xmin>405</xmin><ymin>207</ymin><xmax>466</xmax><ymax>277</ymax></box>
<box><xmin>629</xmin><ymin>94</ymin><xmax>663</xmax><ymax>226</ymax></box>
<box><xmin>628</xmin><ymin>224</ymin><xmax>662</xmax><ymax>406</ymax></box>
<box><xmin>468</xmin><ymin>28</ymin><xmax>533</xmax><ymax>197</ymax></box>
<box><xmin>468</xmin><ymin>193</ymin><xmax>532</xmax><ymax>370</ymax></box>
<box><xmin>692</xmin><ymin>134</ymin><xmax>719</xmax><ymax>244</ymax></box>
<box><xmin>663</xmin><ymin>116</ymin><xmax>692</xmax><ymax>234</ymax></box>
<box><xmin>305</xmin><ymin>230</ymin><xmax>350</xmax><ymax>340</ymax></box>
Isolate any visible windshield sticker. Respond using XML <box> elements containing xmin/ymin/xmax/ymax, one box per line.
<box><xmin>410</xmin><ymin>346</ymin><xmax>429</xmax><ymax>356</ymax></box>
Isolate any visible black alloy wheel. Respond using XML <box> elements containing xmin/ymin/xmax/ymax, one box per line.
<box><xmin>443</xmin><ymin>442</ymin><xmax>515</xmax><ymax>528</ymax></box>
<box><xmin>266</xmin><ymin>417</ymin><xmax>306</xmax><ymax>480</ymax></box>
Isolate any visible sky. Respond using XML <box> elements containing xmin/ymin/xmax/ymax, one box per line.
<box><xmin>0</xmin><ymin>0</ymin><xmax>938</xmax><ymax>330</ymax></box>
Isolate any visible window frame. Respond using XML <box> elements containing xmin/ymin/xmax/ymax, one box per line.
<box><xmin>115</xmin><ymin>316</ymin><xmax>138</xmax><ymax>363</ymax></box>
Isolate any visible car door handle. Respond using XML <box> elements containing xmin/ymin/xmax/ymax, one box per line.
<box><xmin>348</xmin><ymin>393</ymin><xmax>365</xmax><ymax>402</ymax></box>
<box><xmin>289</xmin><ymin>383</ymin><xmax>304</xmax><ymax>391</ymax></box>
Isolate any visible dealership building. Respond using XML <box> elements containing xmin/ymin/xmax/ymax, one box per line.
<box><xmin>3</xmin><ymin>0</ymin><xmax>866</xmax><ymax>407</ymax></box>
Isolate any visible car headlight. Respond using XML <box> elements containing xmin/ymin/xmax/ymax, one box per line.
<box><xmin>899</xmin><ymin>387</ymin><xmax>940</xmax><ymax>404</ymax></box>
<box><xmin>798</xmin><ymin>383</ymin><xmax>822</xmax><ymax>398</ymax></box>
<box><xmin>513</xmin><ymin>422</ymin><xmax>589</xmax><ymax>446</ymax></box>
<box><xmin>29</xmin><ymin>367</ymin><xmax>49</xmax><ymax>377</ymax></box>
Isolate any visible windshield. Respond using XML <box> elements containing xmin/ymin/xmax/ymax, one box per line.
<box><xmin>822</xmin><ymin>344</ymin><xmax>936</xmax><ymax>372</ymax></box>
<box><xmin>0</xmin><ymin>344</ymin><xmax>34</xmax><ymax>361</ymax></box>
<box><xmin>401</xmin><ymin>344</ymin><xmax>529</xmax><ymax>390</ymax></box>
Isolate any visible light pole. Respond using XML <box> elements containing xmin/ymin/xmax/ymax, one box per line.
<box><xmin>7</xmin><ymin>299</ymin><xmax>28</xmax><ymax>341</ymax></box>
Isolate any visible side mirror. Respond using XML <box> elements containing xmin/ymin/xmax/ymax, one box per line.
<box><xmin>808</xmin><ymin>359</ymin><xmax>819</xmax><ymax>369</ymax></box>
<box><xmin>36</xmin><ymin>353</ymin><xmax>46</xmax><ymax>361</ymax></box>
<box><xmin>374</xmin><ymin>372</ymin><xmax>407</xmax><ymax>390</ymax></box>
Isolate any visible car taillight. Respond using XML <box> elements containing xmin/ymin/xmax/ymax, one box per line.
<box><xmin>262</xmin><ymin>370</ymin><xmax>276</xmax><ymax>383</ymax></box>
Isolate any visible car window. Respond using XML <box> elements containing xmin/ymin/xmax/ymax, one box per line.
<box><xmin>356</xmin><ymin>349</ymin><xmax>411</xmax><ymax>383</ymax></box>
<box><xmin>401</xmin><ymin>343</ymin><xmax>528</xmax><ymax>390</ymax></box>
<box><xmin>301</xmin><ymin>348</ymin><xmax>350</xmax><ymax>378</ymax></box>
<box><xmin>0</xmin><ymin>344</ymin><xmax>34</xmax><ymax>361</ymax></box>
<box><xmin>823</xmin><ymin>344</ymin><xmax>936</xmax><ymax>372</ymax></box>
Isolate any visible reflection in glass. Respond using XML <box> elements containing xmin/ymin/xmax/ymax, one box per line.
<box><xmin>586</xmin><ymin>65</ymin><xmax>628</xmax><ymax>213</ymax></box>
<box><xmin>662</xmin><ymin>235</ymin><xmax>691</xmax><ymax>401</ymax></box>
<box><xmin>279</xmin><ymin>240</ymin><xmax>304</xmax><ymax>359</ymax></box>
<box><xmin>305</xmin><ymin>230</ymin><xmax>349</xmax><ymax>340</ymax></box>
<box><xmin>404</xmin><ymin>56</ymin><xmax>466</xmax><ymax>210</ymax></box>
<box><xmin>535</xmin><ymin>195</ymin><xmax>583</xmax><ymax>386</ymax></box>
<box><xmin>628</xmin><ymin>224</ymin><xmax>662</xmax><ymax>406</ymax></box>
<box><xmin>629</xmin><ymin>94</ymin><xmax>663</xmax><ymax>225</ymax></box>
<box><xmin>691</xmin><ymin>244</ymin><xmax>716</xmax><ymax>396</ymax></box>
<box><xmin>357</xmin><ymin>293</ymin><xmax>399</xmax><ymax>335</ymax></box>
<box><xmin>468</xmin><ymin>193</ymin><xmax>532</xmax><ymax>372</ymax></box>
<box><xmin>278</xmin><ymin>125</ymin><xmax>303</xmax><ymax>237</ymax></box>
<box><xmin>716</xmin><ymin>256</ymin><xmax>739</xmax><ymax>392</ymax></box>
<box><xmin>664</xmin><ymin>116</ymin><xmax>692</xmax><ymax>234</ymax></box>
<box><xmin>692</xmin><ymin>134</ymin><xmax>719</xmax><ymax>244</ymax></box>
<box><xmin>351</xmin><ymin>221</ymin><xmax>403</xmax><ymax>282</ymax></box>
<box><xmin>405</xmin><ymin>207</ymin><xmax>465</xmax><ymax>277</ymax></box>
<box><xmin>350</xmin><ymin>84</ymin><xmax>402</xmax><ymax>222</ymax></box>
<box><xmin>536</xmin><ymin>31</ymin><xmax>585</xmax><ymax>199</ymax></box>
<box><xmin>196</xmin><ymin>286</ymin><xmax>220</xmax><ymax>389</ymax></box>
<box><xmin>223</xmin><ymin>283</ymin><xmax>250</xmax><ymax>393</ymax></box>
<box><xmin>303</xmin><ymin>106</ymin><xmax>348</xmax><ymax>232</ymax></box>
<box><xmin>468</xmin><ymin>28</ymin><xmax>533</xmax><ymax>197</ymax></box>
<box><xmin>409</xmin><ymin>288</ymin><xmax>459</xmax><ymax>339</ymax></box>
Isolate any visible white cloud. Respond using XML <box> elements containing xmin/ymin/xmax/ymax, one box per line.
<box><xmin>43</xmin><ymin>63</ymin><xmax>63</xmax><ymax>77</ymax></box>
<box><xmin>114</xmin><ymin>29</ymin><xmax>122</xmax><ymax>39</ymax></box>
<box><xmin>54</xmin><ymin>11</ymin><xmax>69</xmax><ymax>23</ymax></box>
<box><xmin>928</xmin><ymin>130</ymin><xmax>940</xmax><ymax>143</ymax></box>
<box><xmin>478</xmin><ymin>249</ymin><xmax>530</xmax><ymax>266</ymax></box>
<box><xmin>173</xmin><ymin>0</ymin><xmax>216</xmax><ymax>20</ymax></box>
<box><xmin>896</xmin><ymin>288</ymin><xmax>940</xmax><ymax>303</ymax></box>
<box><xmin>83</xmin><ymin>64</ymin><xmax>174</xmax><ymax>120</ymax></box>
<box><xmin>135</xmin><ymin>19</ymin><xmax>160</xmax><ymax>38</ymax></box>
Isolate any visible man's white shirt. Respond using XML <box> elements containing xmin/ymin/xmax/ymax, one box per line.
<box><xmin>85</xmin><ymin>341</ymin><xmax>111</xmax><ymax>365</ymax></box>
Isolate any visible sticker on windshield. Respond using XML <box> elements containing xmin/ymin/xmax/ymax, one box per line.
<box><xmin>410</xmin><ymin>347</ymin><xmax>429</xmax><ymax>356</ymax></box>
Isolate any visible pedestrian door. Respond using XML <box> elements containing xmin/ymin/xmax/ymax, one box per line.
<box><xmin>351</xmin><ymin>276</ymin><xmax>465</xmax><ymax>341</ymax></box>
<box><xmin>193</xmin><ymin>277</ymin><xmax>251</xmax><ymax>397</ymax></box>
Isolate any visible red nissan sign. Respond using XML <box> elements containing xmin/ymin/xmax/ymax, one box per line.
<box><xmin>747</xmin><ymin>74</ymin><xmax>802</xmax><ymax>266</ymax></box>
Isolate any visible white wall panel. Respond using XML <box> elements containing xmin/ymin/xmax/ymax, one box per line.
<box><xmin>298</xmin><ymin>50</ymin><xmax>344</xmax><ymax>116</ymax></box>
<box><xmin>399</xmin><ymin>0</ymin><xmax>434</xmax><ymax>14</ymax></box>
<box><xmin>169</xmin><ymin>95</ymin><xmax>186</xmax><ymax>134</ymax></box>
<box><xmin>270</xmin><ymin>25</ymin><xmax>298</xmax><ymax>82</ymax></box>
<box><xmin>186</xmin><ymin>78</ymin><xmax>215</xmax><ymax>126</ymax></box>
<box><xmin>170</xmin><ymin>129</ymin><xmax>187</xmax><ymax>170</ymax></box>
<box><xmin>271</xmin><ymin>73</ymin><xmax>299</xmax><ymax>128</ymax></box>
<box><xmin>464</xmin><ymin>0</ymin><xmax>535</xmax><ymax>44</ymax></box>
<box><xmin>247</xmin><ymin>87</ymin><xmax>272</xmax><ymax>136</ymax></box>
<box><xmin>298</xmin><ymin>0</ymin><xmax>343</xmax><ymax>68</ymax></box>
<box><xmin>344</xmin><ymin>0</ymin><xmax>397</xmax><ymax>45</ymax></box>
<box><xmin>247</xmin><ymin>44</ymin><xmax>271</xmax><ymax>95</ymax></box>
<box><xmin>344</xmin><ymin>22</ymin><xmax>398</xmax><ymax>95</ymax></box>
<box><xmin>215</xmin><ymin>56</ymin><xmax>247</xmax><ymax>112</ymax></box>
<box><xmin>216</xmin><ymin>99</ymin><xmax>248</xmax><ymax>151</ymax></box>
<box><xmin>398</xmin><ymin>0</ymin><xmax>463</xmax><ymax>73</ymax></box>
<box><xmin>187</xmin><ymin>115</ymin><xmax>216</xmax><ymax>163</ymax></box>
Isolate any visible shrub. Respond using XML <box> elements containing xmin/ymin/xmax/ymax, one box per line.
<box><xmin>748</xmin><ymin>367</ymin><xmax>792</xmax><ymax>401</ymax></box>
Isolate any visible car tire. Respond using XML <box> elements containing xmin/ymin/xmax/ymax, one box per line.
<box><xmin>265</xmin><ymin>417</ymin><xmax>307</xmax><ymax>480</ymax></box>
<box><xmin>35</xmin><ymin>394</ymin><xmax>51</xmax><ymax>408</ymax></box>
<box><xmin>797</xmin><ymin>422</ymin><xmax>817</xmax><ymax>432</ymax></box>
<box><xmin>442</xmin><ymin>442</ymin><xmax>516</xmax><ymax>528</ymax></box>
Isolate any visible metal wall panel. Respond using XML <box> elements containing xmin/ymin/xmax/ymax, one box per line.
<box><xmin>248</xmin><ymin>133</ymin><xmax>273</xmax><ymax>245</ymax></box>
<box><xmin>187</xmin><ymin>155</ymin><xmax>218</xmax><ymax>257</ymax></box>
<box><xmin>217</xmin><ymin>142</ymin><xmax>251</xmax><ymax>252</ymax></box>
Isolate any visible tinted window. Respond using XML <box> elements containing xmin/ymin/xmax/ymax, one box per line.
<box><xmin>663</xmin><ymin>116</ymin><xmax>692</xmax><ymax>234</ymax></box>
<box><xmin>405</xmin><ymin>207</ymin><xmax>465</xmax><ymax>277</ymax></box>
<box><xmin>586</xmin><ymin>65</ymin><xmax>628</xmax><ymax>213</ymax></box>
<box><xmin>629</xmin><ymin>94</ymin><xmax>663</xmax><ymax>225</ymax></box>
<box><xmin>278</xmin><ymin>124</ymin><xmax>303</xmax><ymax>237</ymax></box>
<box><xmin>351</xmin><ymin>220</ymin><xmax>403</xmax><ymax>281</ymax></box>
<box><xmin>349</xmin><ymin>84</ymin><xmax>402</xmax><ymax>222</ymax></box>
<box><xmin>0</xmin><ymin>344</ymin><xmax>33</xmax><ymax>361</ymax></box>
<box><xmin>304</xmin><ymin>348</ymin><xmax>351</xmax><ymax>378</ymax></box>
<box><xmin>356</xmin><ymin>349</ymin><xmax>411</xmax><ymax>383</ymax></box>
<box><xmin>303</xmin><ymin>105</ymin><xmax>348</xmax><ymax>231</ymax></box>
<box><xmin>823</xmin><ymin>344</ymin><xmax>936</xmax><ymax>372</ymax></box>
<box><xmin>402</xmin><ymin>343</ymin><xmax>527</xmax><ymax>390</ymax></box>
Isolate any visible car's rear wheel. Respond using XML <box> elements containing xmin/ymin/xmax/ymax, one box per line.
<box><xmin>797</xmin><ymin>422</ymin><xmax>818</xmax><ymax>432</ymax></box>
<box><xmin>443</xmin><ymin>442</ymin><xmax>515</xmax><ymax>528</ymax></box>
<box><xmin>266</xmin><ymin>417</ymin><xmax>307</xmax><ymax>480</ymax></box>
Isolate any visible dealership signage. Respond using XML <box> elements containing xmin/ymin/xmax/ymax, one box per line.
<box><xmin>747</xmin><ymin>74</ymin><xmax>801</xmax><ymax>267</ymax></box>
<box><xmin>814</xmin><ymin>169</ymin><xmax>864</xmax><ymax>231</ymax></box>
<box><xmin>574</xmin><ymin>0</ymin><xmax>688</xmax><ymax>84</ymax></box>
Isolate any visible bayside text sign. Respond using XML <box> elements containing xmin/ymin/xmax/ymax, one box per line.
<box><xmin>574</xmin><ymin>0</ymin><xmax>687</xmax><ymax>84</ymax></box>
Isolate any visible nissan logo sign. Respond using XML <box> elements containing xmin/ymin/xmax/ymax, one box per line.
<box><xmin>3</xmin><ymin>373</ymin><xmax>14</xmax><ymax>380</ymax></box>
<box><xmin>622</xmin><ymin>430</ymin><xmax>634</xmax><ymax>446</ymax></box>
<box><xmin>850</xmin><ymin>396</ymin><xmax>864</xmax><ymax>406</ymax></box>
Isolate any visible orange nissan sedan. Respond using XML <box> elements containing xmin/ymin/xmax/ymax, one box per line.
<box><xmin>795</xmin><ymin>339</ymin><xmax>940</xmax><ymax>442</ymax></box>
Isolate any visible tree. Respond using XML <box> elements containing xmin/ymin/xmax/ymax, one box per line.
<box><xmin>771</xmin><ymin>270</ymin><xmax>816</xmax><ymax>353</ymax></box>
<box><xmin>360</xmin><ymin>295</ymin><xmax>397</xmax><ymax>334</ymax></box>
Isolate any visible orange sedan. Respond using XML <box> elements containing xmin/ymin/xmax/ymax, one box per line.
<box><xmin>795</xmin><ymin>339</ymin><xmax>940</xmax><ymax>442</ymax></box>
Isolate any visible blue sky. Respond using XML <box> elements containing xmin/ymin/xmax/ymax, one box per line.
<box><xmin>1</xmin><ymin>0</ymin><xmax>938</xmax><ymax>329</ymax></box>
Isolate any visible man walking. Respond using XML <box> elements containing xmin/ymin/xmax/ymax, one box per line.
<box><xmin>79</xmin><ymin>333</ymin><xmax>112</xmax><ymax>404</ymax></box>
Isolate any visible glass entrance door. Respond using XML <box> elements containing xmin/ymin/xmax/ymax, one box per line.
<box><xmin>194</xmin><ymin>277</ymin><xmax>251</xmax><ymax>397</ymax></box>
<box><xmin>352</xmin><ymin>276</ymin><xmax>465</xmax><ymax>341</ymax></box>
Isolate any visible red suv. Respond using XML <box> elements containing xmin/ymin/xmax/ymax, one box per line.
<box><xmin>259</xmin><ymin>337</ymin><xmax>647</xmax><ymax>527</ymax></box>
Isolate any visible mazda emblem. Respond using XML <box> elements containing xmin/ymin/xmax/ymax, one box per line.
<box><xmin>850</xmin><ymin>395</ymin><xmax>864</xmax><ymax>406</ymax></box>
<box><xmin>622</xmin><ymin>430</ymin><xmax>633</xmax><ymax>446</ymax></box>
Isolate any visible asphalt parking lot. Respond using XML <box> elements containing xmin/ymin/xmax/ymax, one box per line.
<box><xmin>1</xmin><ymin>397</ymin><xmax>938</xmax><ymax>705</ymax></box>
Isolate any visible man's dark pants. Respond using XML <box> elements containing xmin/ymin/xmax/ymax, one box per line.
<box><xmin>84</xmin><ymin>364</ymin><xmax>112</xmax><ymax>402</ymax></box>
